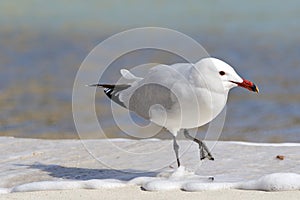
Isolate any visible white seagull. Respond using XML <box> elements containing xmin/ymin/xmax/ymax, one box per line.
<box><xmin>89</xmin><ymin>57</ymin><xmax>259</xmax><ymax>167</ymax></box>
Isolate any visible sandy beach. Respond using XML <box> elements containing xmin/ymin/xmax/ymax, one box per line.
<box><xmin>1</xmin><ymin>187</ymin><xmax>300</xmax><ymax>200</ymax></box>
<box><xmin>0</xmin><ymin>137</ymin><xmax>299</xmax><ymax>199</ymax></box>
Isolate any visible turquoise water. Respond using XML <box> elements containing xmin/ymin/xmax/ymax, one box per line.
<box><xmin>0</xmin><ymin>0</ymin><xmax>300</xmax><ymax>142</ymax></box>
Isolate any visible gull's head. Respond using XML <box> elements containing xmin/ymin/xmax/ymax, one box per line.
<box><xmin>195</xmin><ymin>57</ymin><xmax>259</xmax><ymax>93</ymax></box>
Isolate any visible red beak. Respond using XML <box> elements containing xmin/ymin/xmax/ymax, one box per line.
<box><xmin>231</xmin><ymin>79</ymin><xmax>259</xmax><ymax>93</ymax></box>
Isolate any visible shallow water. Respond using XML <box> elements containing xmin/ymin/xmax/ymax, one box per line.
<box><xmin>0</xmin><ymin>1</ymin><xmax>300</xmax><ymax>142</ymax></box>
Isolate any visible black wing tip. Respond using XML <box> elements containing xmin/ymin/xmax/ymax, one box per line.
<box><xmin>86</xmin><ymin>83</ymin><xmax>103</xmax><ymax>87</ymax></box>
<box><xmin>87</xmin><ymin>83</ymin><xmax>131</xmax><ymax>90</ymax></box>
<box><xmin>87</xmin><ymin>83</ymin><xmax>121</xmax><ymax>89</ymax></box>
<box><xmin>88</xmin><ymin>83</ymin><xmax>130</xmax><ymax>108</ymax></box>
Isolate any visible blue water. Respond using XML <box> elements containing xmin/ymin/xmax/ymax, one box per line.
<box><xmin>0</xmin><ymin>0</ymin><xmax>299</xmax><ymax>142</ymax></box>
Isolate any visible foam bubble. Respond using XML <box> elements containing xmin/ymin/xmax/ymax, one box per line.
<box><xmin>238</xmin><ymin>173</ymin><xmax>300</xmax><ymax>191</ymax></box>
<box><xmin>11</xmin><ymin>179</ymin><xmax>126</xmax><ymax>193</ymax></box>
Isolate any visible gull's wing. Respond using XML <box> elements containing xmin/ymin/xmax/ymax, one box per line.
<box><xmin>91</xmin><ymin>63</ymin><xmax>196</xmax><ymax>120</ymax></box>
<box><xmin>126</xmin><ymin>83</ymin><xmax>175</xmax><ymax>119</ymax></box>
<box><xmin>119</xmin><ymin>64</ymin><xmax>195</xmax><ymax>119</ymax></box>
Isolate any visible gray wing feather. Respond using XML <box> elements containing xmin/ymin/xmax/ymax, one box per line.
<box><xmin>128</xmin><ymin>83</ymin><xmax>175</xmax><ymax>119</ymax></box>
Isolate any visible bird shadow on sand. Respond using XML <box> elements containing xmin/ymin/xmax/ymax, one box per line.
<box><xmin>16</xmin><ymin>163</ymin><xmax>158</xmax><ymax>181</ymax></box>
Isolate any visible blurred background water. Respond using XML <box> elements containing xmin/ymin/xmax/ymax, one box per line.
<box><xmin>1</xmin><ymin>0</ymin><xmax>300</xmax><ymax>142</ymax></box>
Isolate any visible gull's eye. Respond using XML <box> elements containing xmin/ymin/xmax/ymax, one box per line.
<box><xmin>219</xmin><ymin>71</ymin><xmax>225</xmax><ymax>76</ymax></box>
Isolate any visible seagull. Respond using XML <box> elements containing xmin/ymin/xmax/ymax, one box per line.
<box><xmin>89</xmin><ymin>57</ymin><xmax>259</xmax><ymax>167</ymax></box>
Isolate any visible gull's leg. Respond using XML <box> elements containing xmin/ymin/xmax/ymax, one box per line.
<box><xmin>172</xmin><ymin>136</ymin><xmax>181</xmax><ymax>167</ymax></box>
<box><xmin>200</xmin><ymin>144</ymin><xmax>206</xmax><ymax>160</ymax></box>
<box><xmin>183</xmin><ymin>129</ymin><xmax>214</xmax><ymax>161</ymax></box>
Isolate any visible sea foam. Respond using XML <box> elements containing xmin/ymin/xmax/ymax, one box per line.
<box><xmin>1</xmin><ymin>168</ymin><xmax>299</xmax><ymax>193</ymax></box>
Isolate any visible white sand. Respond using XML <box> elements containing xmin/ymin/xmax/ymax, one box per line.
<box><xmin>1</xmin><ymin>187</ymin><xmax>300</xmax><ymax>200</ymax></box>
<box><xmin>0</xmin><ymin>137</ymin><xmax>300</xmax><ymax>199</ymax></box>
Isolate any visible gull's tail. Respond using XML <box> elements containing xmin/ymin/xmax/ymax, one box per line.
<box><xmin>120</xmin><ymin>69</ymin><xmax>142</xmax><ymax>81</ymax></box>
<box><xmin>88</xmin><ymin>84</ymin><xmax>130</xmax><ymax>108</ymax></box>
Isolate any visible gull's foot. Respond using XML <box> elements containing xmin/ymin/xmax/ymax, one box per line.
<box><xmin>200</xmin><ymin>155</ymin><xmax>214</xmax><ymax>160</ymax></box>
<box><xmin>199</xmin><ymin>146</ymin><xmax>214</xmax><ymax>161</ymax></box>
<box><xmin>183</xmin><ymin>129</ymin><xmax>215</xmax><ymax>161</ymax></box>
<box><xmin>206</xmin><ymin>153</ymin><xmax>214</xmax><ymax>160</ymax></box>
